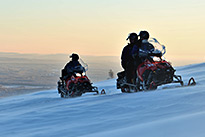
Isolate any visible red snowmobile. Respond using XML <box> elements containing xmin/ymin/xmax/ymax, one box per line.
<box><xmin>57</xmin><ymin>62</ymin><xmax>99</xmax><ymax>98</ymax></box>
<box><xmin>117</xmin><ymin>38</ymin><xmax>196</xmax><ymax>93</ymax></box>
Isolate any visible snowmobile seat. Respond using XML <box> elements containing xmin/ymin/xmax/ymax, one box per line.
<box><xmin>117</xmin><ymin>71</ymin><xmax>125</xmax><ymax>78</ymax></box>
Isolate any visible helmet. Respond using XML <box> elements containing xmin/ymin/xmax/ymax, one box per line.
<box><xmin>126</xmin><ymin>33</ymin><xmax>138</xmax><ymax>40</ymax></box>
<box><xmin>139</xmin><ymin>31</ymin><xmax>149</xmax><ymax>40</ymax></box>
<box><xmin>70</xmin><ymin>53</ymin><xmax>79</xmax><ymax>61</ymax></box>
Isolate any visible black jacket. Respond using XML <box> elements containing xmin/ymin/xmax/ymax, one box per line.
<box><xmin>140</xmin><ymin>40</ymin><xmax>154</xmax><ymax>52</ymax></box>
<box><xmin>63</xmin><ymin>60</ymin><xmax>82</xmax><ymax>77</ymax></box>
<box><xmin>121</xmin><ymin>43</ymin><xmax>135</xmax><ymax>70</ymax></box>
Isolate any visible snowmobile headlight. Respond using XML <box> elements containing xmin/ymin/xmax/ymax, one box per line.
<box><xmin>153</xmin><ymin>56</ymin><xmax>160</xmax><ymax>61</ymax></box>
<box><xmin>82</xmin><ymin>72</ymin><xmax>86</xmax><ymax>76</ymax></box>
<box><xmin>76</xmin><ymin>73</ymin><xmax>81</xmax><ymax>77</ymax></box>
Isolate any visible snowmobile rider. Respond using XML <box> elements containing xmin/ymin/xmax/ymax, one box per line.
<box><xmin>139</xmin><ymin>30</ymin><xmax>154</xmax><ymax>52</ymax></box>
<box><xmin>61</xmin><ymin>53</ymin><xmax>83</xmax><ymax>80</ymax></box>
<box><xmin>121</xmin><ymin>33</ymin><xmax>140</xmax><ymax>84</ymax></box>
<box><xmin>132</xmin><ymin>30</ymin><xmax>155</xmax><ymax>62</ymax></box>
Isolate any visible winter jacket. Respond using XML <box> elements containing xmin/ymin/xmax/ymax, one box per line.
<box><xmin>121</xmin><ymin>43</ymin><xmax>138</xmax><ymax>69</ymax></box>
<box><xmin>140</xmin><ymin>39</ymin><xmax>154</xmax><ymax>52</ymax></box>
<box><xmin>63</xmin><ymin>60</ymin><xmax>82</xmax><ymax>76</ymax></box>
<box><xmin>137</xmin><ymin>39</ymin><xmax>155</xmax><ymax>61</ymax></box>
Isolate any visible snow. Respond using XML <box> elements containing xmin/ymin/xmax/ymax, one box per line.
<box><xmin>0</xmin><ymin>63</ymin><xmax>205</xmax><ymax>137</ymax></box>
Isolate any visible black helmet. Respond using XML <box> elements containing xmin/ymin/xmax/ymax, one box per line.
<box><xmin>70</xmin><ymin>53</ymin><xmax>79</xmax><ymax>61</ymax></box>
<box><xmin>126</xmin><ymin>33</ymin><xmax>138</xmax><ymax>40</ymax></box>
<box><xmin>139</xmin><ymin>31</ymin><xmax>149</xmax><ymax>40</ymax></box>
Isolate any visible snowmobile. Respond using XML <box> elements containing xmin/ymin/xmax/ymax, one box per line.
<box><xmin>57</xmin><ymin>60</ymin><xmax>99</xmax><ymax>98</ymax></box>
<box><xmin>117</xmin><ymin>38</ymin><xmax>196</xmax><ymax>93</ymax></box>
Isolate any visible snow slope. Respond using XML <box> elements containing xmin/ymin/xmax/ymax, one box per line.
<box><xmin>0</xmin><ymin>63</ymin><xmax>205</xmax><ymax>137</ymax></box>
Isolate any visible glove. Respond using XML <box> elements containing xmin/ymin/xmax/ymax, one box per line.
<box><xmin>139</xmin><ymin>51</ymin><xmax>148</xmax><ymax>57</ymax></box>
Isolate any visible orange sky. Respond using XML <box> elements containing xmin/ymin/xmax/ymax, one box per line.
<box><xmin>0</xmin><ymin>0</ymin><xmax>205</xmax><ymax>64</ymax></box>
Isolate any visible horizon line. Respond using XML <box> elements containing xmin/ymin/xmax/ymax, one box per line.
<box><xmin>0</xmin><ymin>51</ymin><xmax>120</xmax><ymax>57</ymax></box>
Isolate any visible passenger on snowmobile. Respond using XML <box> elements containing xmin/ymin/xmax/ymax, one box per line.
<box><xmin>121</xmin><ymin>32</ymin><xmax>140</xmax><ymax>84</ymax></box>
<box><xmin>61</xmin><ymin>53</ymin><xmax>84</xmax><ymax>80</ymax></box>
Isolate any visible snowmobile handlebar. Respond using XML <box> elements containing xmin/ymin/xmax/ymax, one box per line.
<box><xmin>148</xmin><ymin>52</ymin><xmax>162</xmax><ymax>57</ymax></box>
<box><xmin>138</xmin><ymin>50</ymin><xmax>162</xmax><ymax>58</ymax></box>
<box><xmin>73</xmin><ymin>66</ymin><xmax>85</xmax><ymax>73</ymax></box>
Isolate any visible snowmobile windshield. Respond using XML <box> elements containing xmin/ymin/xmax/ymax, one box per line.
<box><xmin>149</xmin><ymin>38</ymin><xmax>166</xmax><ymax>56</ymax></box>
<box><xmin>79</xmin><ymin>58</ymin><xmax>88</xmax><ymax>72</ymax></box>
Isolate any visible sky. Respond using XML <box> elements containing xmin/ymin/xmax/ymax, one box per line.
<box><xmin>0</xmin><ymin>0</ymin><xmax>205</xmax><ymax>64</ymax></box>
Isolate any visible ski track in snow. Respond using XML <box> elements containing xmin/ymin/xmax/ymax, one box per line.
<box><xmin>0</xmin><ymin>63</ymin><xmax>205</xmax><ymax>137</ymax></box>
